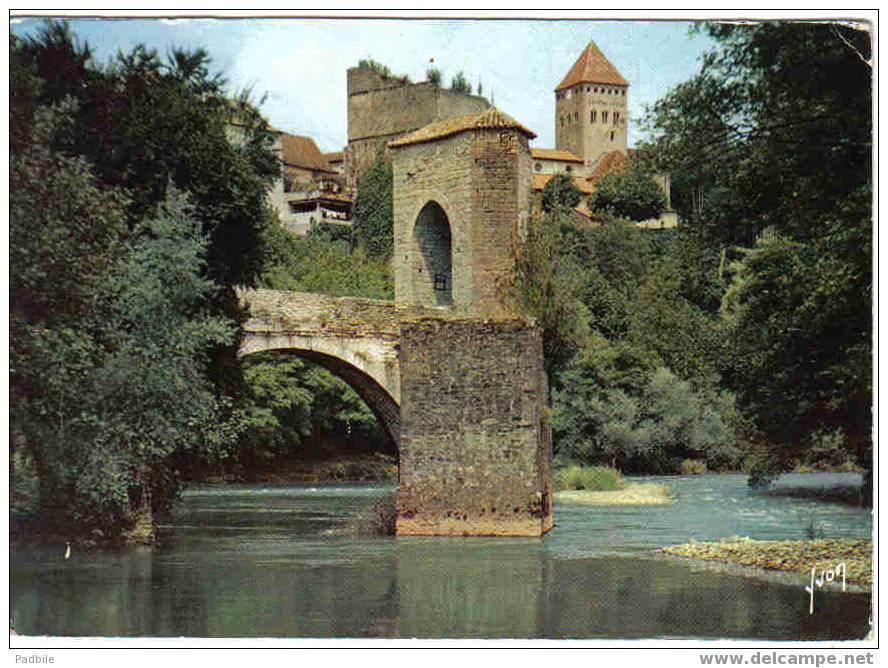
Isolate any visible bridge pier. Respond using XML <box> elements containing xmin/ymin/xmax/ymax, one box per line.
<box><xmin>396</xmin><ymin>319</ymin><xmax>553</xmax><ymax>536</ymax></box>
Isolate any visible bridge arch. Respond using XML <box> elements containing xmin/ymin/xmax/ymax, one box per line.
<box><xmin>237</xmin><ymin>289</ymin><xmax>404</xmax><ymax>452</ymax></box>
<box><xmin>239</xmin><ymin>342</ymin><xmax>400</xmax><ymax>452</ymax></box>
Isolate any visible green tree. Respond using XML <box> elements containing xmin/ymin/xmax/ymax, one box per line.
<box><xmin>426</xmin><ymin>67</ymin><xmax>442</xmax><ymax>86</ymax></box>
<box><xmin>261</xmin><ymin>223</ymin><xmax>393</xmax><ymax>299</ymax></box>
<box><xmin>9</xmin><ymin>21</ymin><xmax>283</xmax><ymax>537</ymax></box>
<box><xmin>641</xmin><ymin>22</ymin><xmax>872</xmax><ymax>479</ymax></box>
<box><xmin>14</xmin><ymin>22</ymin><xmax>279</xmax><ymax>287</ymax></box>
<box><xmin>552</xmin><ymin>365</ymin><xmax>740</xmax><ymax>473</ymax></box>
<box><xmin>239</xmin><ymin>353</ymin><xmax>385</xmax><ymax>469</ymax></box>
<box><xmin>450</xmin><ymin>70</ymin><xmax>472</xmax><ymax>94</ymax></box>
<box><xmin>589</xmin><ymin>168</ymin><xmax>667</xmax><ymax>222</ymax></box>
<box><xmin>541</xmin><ymin>172</ymin><xmax>582</xmax><ymax>212</ymax></box>
<box><xmin>352</xmin><ymin>151</ymin><xmax>395</xmax><ymax>259</ymax></box>
<box><xmin>10</xmin><ymin>108</ymin><xmax>238</xmax><ymax>535</ymax></box>
<box><xmin>516</xmin><ymin>208</ymin><xmax>590</xmax><ymax>376</ymax></box>
<box><xmin>721</xmin><ymin>229</ymin><xmax>871</xmax><ymax>477</ymax></box>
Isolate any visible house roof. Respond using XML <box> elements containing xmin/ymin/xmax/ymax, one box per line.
<box><xmin>530</xmin><ymin>173</ymin><xmax>595</xmax><ymax>195</ymax></box>
<box><xmin>389</xmin><ymin>108</ymin><xmax>536</xmax><ymax>148</ymax></box>
<box><xmin>530</xmin><ymin>148</ymin><xmax>584</xmax><ymax>163</ymax></box>
<box><xmin>585</xmin><ymin>150</ymin><xmax>629</xmax><ymax>185</ymax></box>
<box><xmin>324</xmin><ymin>151</ymin><xmax>345</xmax><ymax>163</ymax></box>
<box><xmin>555</xmin><ymin>42</ymin><xmax>629</xmax><ymax>91</ymax></box>
<box><xmin>280</xmin><ymin>133</ymin><xmax>335</xmax><ymax>173</ymax></box>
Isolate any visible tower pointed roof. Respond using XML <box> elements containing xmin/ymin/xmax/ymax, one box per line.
<box><xmin>555</xmin><ymin>41</ymin><xmax>628</xmax><ymax>91</ymax></box>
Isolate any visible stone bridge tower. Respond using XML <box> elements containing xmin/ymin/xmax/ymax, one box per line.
<box><xmin>389</xmin><ymin>109</ymin><xmax>553</xmax><ymax>536</ymax></box>
<box><xmin>240</xmin><ymin>108</ymin><xmax>553</xmax><ymax>537</ymax></box>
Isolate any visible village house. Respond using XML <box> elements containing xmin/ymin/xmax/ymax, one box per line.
<box><xmin>266</xmin><ymin>132</ymin><xmax>354</xmax><ymax>237</ymax></box>
<box><xmin>260</xmin><ymin>41</ymin><xmax>676</xmax><ymax>236</ymax></box>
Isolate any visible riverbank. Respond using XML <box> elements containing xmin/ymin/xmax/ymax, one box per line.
<box><xmin>662</xmin><ymin>537</ymin><xmax>872</xmax><ymax>585</ymax></box>
<box><xmin>201</xmin><ymin>454</ymin><xmax>397</xmax><ymax>485</ymax></box>
<box><xmin>554</xmin><ymin>482</ymin><xmax>672</xmax><ymax>505</ymax></box>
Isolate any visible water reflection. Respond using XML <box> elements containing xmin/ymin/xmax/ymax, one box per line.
<box><xmin>10</xmin><ymin>475</ymin><xmax>872</xmax><ymax>639</ymax></box>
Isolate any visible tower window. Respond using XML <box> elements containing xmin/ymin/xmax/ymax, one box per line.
<box><xmin>534</xmin><ymin>162</ymin><xmax>542</xmax><ymax>172</ymax></box>
<box><xmin>622</xmin><ymin>90</ymin><xmax>626</xmax><ymax>96</ymax></box>
<box><xmin>574</xmin><ymin>112</ymin><xmax>578</xmax><ymax>123</ymax></box>
<box><xmin>614</xmin><ymin>112</ymin><xmax>620</xmax><ymax>124</ymax></box>
<box><xmin>590</xmin><ymin>110</ymin><xmax>597</xmax><ymax>123</ymax></box>
<box><xmin>602</xmin><ymin>111</ymin><xmax>609</xmax><ymax>123</ymax></box>
<box><xmin>610</xmin><ymin>132</ymin><xmax>615</xmax><ymax>141</ymax></box>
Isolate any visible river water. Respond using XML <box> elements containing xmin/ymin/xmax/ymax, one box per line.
<box><xmin>10</xmin><ymin>473</ymin><xmax>872</xmax><ymax>640</ymax></box>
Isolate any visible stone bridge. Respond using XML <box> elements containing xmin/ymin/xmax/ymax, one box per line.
<box><xmin>237</xmin><ymin>109</ymin><xmax>553</xmax><ymax>537</ymax></box>
<box><xmin>237</xmin><ymin>288</ymin><xmax>406</xmax><ymax>447</ymax></box>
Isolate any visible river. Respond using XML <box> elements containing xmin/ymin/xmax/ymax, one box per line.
<box><xmin>10</xmin><ymin>473</ymin><xmax>872</xmax><ymax>639</ymax></box>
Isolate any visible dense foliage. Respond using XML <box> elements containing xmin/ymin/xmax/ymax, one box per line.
<box><xmin>541</xmin><ymin>173</ymin><xmax>582</xmax><ymax>213</ymax></box>
<box><xmin>260</xmin><ymin>224</ymin><xmax>393</xmax><ymax>299</ymax></box>
<box><xmin>589</xmin><ymin>168</ymin><xmax>667</xmax><ymax>222</ymax></box>
<box><xmin>426</xmin><ymin>67</ymin><xmax>442</xmax><ymax>86</ymax></box>
<box><xmin>522</xmin><ymin>22</ymin><xmax>871</xmax><ymax>482</ymax></box>
<box><xmin>238</xmin><ymin>352</ymin><xmax>390</xmax><ymax>471</ymax></box>
<box><xmin>10</xmin><ymin>21</ymin><xmax>277</xmax><ymax>538</ymax></box>
<box><xmin>10</xmin><ymin>108</ymin><xmax>239</xmax><ymax>535</ymax></box>
<box><xmin>639</xmin><ymin>22</ymin><xmax>872</xmax><ymax>480</ymax></box>
<box><xmin>352</xmin><ymin>152</ymin><xmax>395</xmax><ymax>259</ymax></box>
<box><xmin>519</xmin><ymin>183</ymin><xmax>742</xmax><ymax>473</ymax></box>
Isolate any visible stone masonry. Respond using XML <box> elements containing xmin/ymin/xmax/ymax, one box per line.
<box><xmin>389</xmin><ymin>109</ymin><xmax>553</xmax><ymax>536</ymax></box>
<box><xmin>390</xmin><ymin>112</ymin><xmax>534</xmax><ymax>319</ymax></box>
<box><xmin>397</xmin><ymin>319</ymin><xmax>552</xmax><ymax>536</ymax></box>
<box><xmin>345</xmin><ymin>65</ymin><xmax>490</xmax><ymax>188</ymax></box>
<box><xmin>240</xmin><ymin>108</ymin><xmax>554</xmax><ymax>537</ymax></box>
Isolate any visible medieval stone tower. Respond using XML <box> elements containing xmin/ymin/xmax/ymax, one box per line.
<box><xmin>345</xmin><ymin>65</ymin><xmax>490</xmax><ymax>189</ymax></box>
<box><xmin>388</xmin><ymin>108</ymin><xmax>553</xmax><ymax>536</ymax></box>
<box><xmin>555</xmin><ymin>42</ymin><xmax>629</xmax><ymax>166</ymax></box>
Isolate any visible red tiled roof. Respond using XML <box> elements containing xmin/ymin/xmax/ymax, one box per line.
<box><xmin>555</xmin><ymin>42</ymin><xmax>628</xmax><ymax>91</ymax></box>
<box><xmin>389</xmin><ymin>108</ymin><xmax>536</xmax><ymax>148</ymax></box>
<box><xmin>585</xmin><ymin>150</ymin><xmax>629</xmax><ymax>186</ymax></box>
<box><xmin>281</xmin><ymin>133</ymin><xmax>335</xmax><ymax>173</ymax></box>
<box><xmin>530</xmin><ymin>173</ymin><xmax>595</xmax><ymax>195</ymax></box>
<box><xmin>530</xmin><ymin>148</ymin><xmax>584</xmax><ymax>163</ymax></box>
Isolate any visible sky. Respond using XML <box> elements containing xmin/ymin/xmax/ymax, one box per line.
<box><xmin>11</xmin><ymin>17</ymin><xmax>716</xmax><ymax>153</ymax></box>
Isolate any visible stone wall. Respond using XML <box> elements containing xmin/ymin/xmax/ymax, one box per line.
<box><xmin>392</xmin><ymin>128</ymin><xmax>530</xmax><ymax>319</ymax></box>
<box><xmin>469</xmin><ymin>129</ymin><xmax>531</xmax><ymax>317</ymax></box>
<box><xmin>345</xmin><ymin>66</ymin><xmax>489</xmax><ymax>187</ymax></box>
<box><xmin>396</xmin><ymin>319</ymin><xmax>553</xmax><ymax>536</ymax></box>
<box><xmin>392</xmin><ymin>132</ymin><xmax>475</xmax><ymax>312</ymax></box>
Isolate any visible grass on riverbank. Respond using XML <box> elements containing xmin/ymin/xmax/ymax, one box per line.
<box><xmin>662</xmin><ymin>537</ymin><xmax>872</xmax><ymax>585</ymax></box>
<box><xmin>554</xmin><ymin>465</ymin><xmax>624</xmax><ymax>492</ymax></box>
<box><xmin>554</xmin><ymin>483</ymin><xmax>672</xmax><ymax>506</ymax></box>
<box><xmin>552</xmin><ymin>464</ymin><xmax>672</xmax><ymax>505</ymax></box>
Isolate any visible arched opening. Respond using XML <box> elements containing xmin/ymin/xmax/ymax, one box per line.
<box><xmin>414</xmin><ymin>201</ymin><xmax>453</xmax><ymax>306</ymax></box>
<box><xmin>233</xmin><ymin>347</ymin><xmax>400</xmax><ymax>483</ymax></box>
